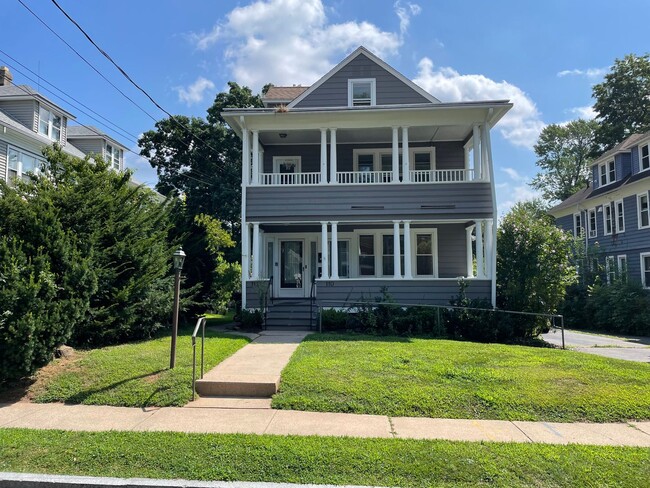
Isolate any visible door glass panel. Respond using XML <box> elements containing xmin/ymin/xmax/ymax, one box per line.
<box><xmin>414</xmin><ymin>152</ymin><xmax>431</xmax><ymax>170</ymax></box>
<box><xmin>359</xmin><ymin>235</ymin><xmax>375</xmax><ymax>276</ymax></box>
<box><xmin>358</xmin><ymin>154</ymin><xmax>374</xmax><ymax>172</ymax></box>
<box><xmin>280</xmin><ymin>241</ymin><xmax>303</xmax><ymax>288</ymax></box>
<box><xmin>279</xmin><ymin>160</ymin><xmax>298</xmax><ymax>173</ymax></box>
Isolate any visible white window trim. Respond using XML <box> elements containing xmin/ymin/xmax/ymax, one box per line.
<box><xmin>617</xmin><ymin>255</ymin><xmax>627</xmax><ymax>281</ymax></box>
<box><xmin>348</xmin><ymin>78</ymin><xmax>376</xmax><ymax>107</ymax></box>
<box><xmin>411</xmin><ymin>228</ymin><xmax>439</xmax><ymax>277</ymax></box>
<box><xmin>352</xmin><ymin>147</ymin><xmax>436</xmax><ymax>171</ymax></box>
<box><xmin>641</xmin><ymin>252</ymin><xmax>650</xmax><ymax>289</ymax></box>
<box><xmin>573</xmin><ymin>212</ymin><xmax>583</xmax><ymax>237</ymax></box>
<box><xmin>272</xmin><ymin>156</ymin><xmax>302</xmax><ymax>173</ymax></box>
<box><xmin>614</xmin><ymin>199</ymin><xmax>625</xmax><ymax>234</ymax></box>
<box><xmin>603</xmin><ymin>203</ymin><xmax>613</xmax><ymax>236</ymax></box>
<box><xmin>637</xmin><ymin>192</ymin><xmax>650</xmax><ymax>230</ymax></box>
<box><xmin>6</xmin><ymin>145</ymin><xmax>45</xmax><ymax>182</ymax></box>
<box><xmin>588</xmin><ymin>208</ymin><xmax>597</xmax><ymax>238</ymax></box>
<box><xmin>605</xmin><ymin>255</ymin><xmax>616</xmax><ymax>284</ymax></box>
<box><xmin>598</xmin><ymin>160</ymin><xmax>616</xmax><ymax>187</ymax></box>
<box><xmin>639</xmin><ymin>143</ymin><xmax>650</xmax><ymax>173</ymax></box>
<box><xmin>105</xmin><ymin>143</ymin><xmax>123</xmax><ymax>171</ymax></box>
<box><xmin>37</xmin><ymin>104</ymin><xmax>62</xmax><ymax>142</ymax></box>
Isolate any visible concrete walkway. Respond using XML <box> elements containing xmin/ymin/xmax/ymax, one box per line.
<box><xmin>1</xmin><ymin>401</ymin><xmax>649</xmax><ymax>447</ymax></box>
<box><xmin>543</xmin><ymin>329</ymin><xmax>650</xmax><ymax>362</ymax></box>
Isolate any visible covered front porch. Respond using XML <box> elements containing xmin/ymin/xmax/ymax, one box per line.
<box><xmin>242</xmin><ymin>219</ymin><xmax>496</xmax><ymax>309</ymax></box>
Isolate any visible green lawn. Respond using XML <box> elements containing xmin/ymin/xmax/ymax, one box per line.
<box><xmin>272</xmin><ymin>334</ymin><xmax>650</xmax><ymax>422</ymax></box>
<box><xmin>29</xmin><ymin>329</ymin><xmax>249</xmax><ymax>407</ymax></box>
<box><xmin>0</xmin><ymin>429</ymin><xmax>647</xmax><ymax>487</ymax></box>
<box><xmin>203</xmin><ymin>311</ymin><xmax>235</xmax><ymax>326</ymax></box>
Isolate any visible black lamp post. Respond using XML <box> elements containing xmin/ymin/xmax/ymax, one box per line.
<box><xmin>169</xmin><ymin>247</ymin><xmax>186</xmax><ymax>369</ymax></box>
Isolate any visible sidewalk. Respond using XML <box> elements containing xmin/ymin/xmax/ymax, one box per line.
<box><xmin>1</xmin><ymin>401</ymin><xmax>649</xmax><ymax>447</ymax></box>
<box><xmin>542</xmin><ymin>329</ymin><xmax>650</xmax><ymax>362</ymax></box>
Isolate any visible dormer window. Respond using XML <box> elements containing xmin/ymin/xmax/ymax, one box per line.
<box><xmin>599</xmin><ymin>160</ymin><xmax>616</xmax><ymax>186</ymax></box>
<box><xmin>38</xmin><ymin>106</ymin><xmax>62</xmax><ymax>142</ymax></box>
<box><xmin>348</xmin><ymin>79</ymin><xmax>376</xmax><ymax>106</ymax></box>
<box><xmin>106</xmin><ymin>144</ymin><xmax>122</xmax><ymax>170</ymax></box>
<box><xmin>640</xmin><ymin>143</ymin><xmax>649</xmax><ymax>172</ymax></box>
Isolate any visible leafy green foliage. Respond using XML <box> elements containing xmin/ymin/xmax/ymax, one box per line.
<box><xmin>274</xmin><ymin>334</ymin><xmax>650</xmax><ymax>422</ymax></box>
<box><xmin>593</xmin><ymin>53</ymin><xmax>650</xmax><ymax>149</ymax></box>
<box><xmin>584</xmin><ymin>280</ymin><xmax>650</xmax><ymax>336</ymax></box>
<box><xmin>240</xmin><ymin>309</ymin><xmax>263</xmax><ymax>328</ymax></box>
<box><xmin>530</xmin><ymin>119</ymin><xmax>599</xmax><ymax>202</ymax></box>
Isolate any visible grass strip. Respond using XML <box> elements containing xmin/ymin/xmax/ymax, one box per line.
<box><xmin>273</xmin><ymin>334</ymin><xmax>650</xmax><ymax>422</ymax></box>
<box><xmin>0</xmin><ymin>428</ymin><xmax>648</xmax><ymax>487</ymax></box>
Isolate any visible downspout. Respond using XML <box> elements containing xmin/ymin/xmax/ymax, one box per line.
<box><xmin>485</xmin><ymin>109</ymin><xmax>498</xmax><ymax>308</ymax></box>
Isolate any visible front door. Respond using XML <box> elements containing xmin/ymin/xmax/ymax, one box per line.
<box><xmin>279</xmin><ymin>239</ymin><xmax>305</xmax><ymax>297</ymax></box>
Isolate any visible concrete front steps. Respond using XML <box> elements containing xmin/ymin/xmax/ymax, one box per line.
<box><xmin>193</xmin><ymin>330</ymin><xmax>309</xmax><ymax>399</ymax></box>
<box><xmin>265</xmin><ymin>298</ymin><xmax>316</xmax><ymax>328</ymax></box>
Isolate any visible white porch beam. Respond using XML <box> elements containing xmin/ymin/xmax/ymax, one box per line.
<box><xmin>472</xmin><ymin>125</ymin><xmax>481</xmax><ymax>180</ymax></box>
<box><xmin>393</xmin><ymin>221</ymin><xmax>402</xmax><ymax>279</ymax></box>
<box><xmin>401</xmin><ymin>127</ymin><xmax>410</xmax><ymax>183</ymax></box>
<box><xmin>403</xmin><ymin>221</ymin><xmax>412</xmax><ymax>278</ymax></box>
<box><xmin>392</xmin><ymin>126</ymin><xmax>399</xmax><ymax>183</ymax></box>
<box><xmin>329</xmin><ymin>128</ymin><xmax>337</xmax><ymax>184</ymax></box>
<box><xmin>331</xmin><ymin>221</ymin><xmax>339</xmax><ymax>279</ymax></box>
<box><xmin>321</xmin><ymin>221</ymin><xmax>329</xmax><ymax>279</ymax></box>
<box><xmin>476</xmin><ymin>220</ymin><xmax>484</xmax><ymax>279</ymax></box>
<box><xmin>252</xmin><ymin>222</ymin><xmax>261</xmax><ymax>279</ymax></box>
<box><xmin>251</xmin><ymin>130</ymin><xmax>260</xmax><ymax>186</ymax></box>
<box><xmin>320</xmin><ymin>128</ymin><xmax>327</xmax><ymax>185</ymax></box>
<box><xmin>466</xmin><ymin>225</ymin><xmax>475</xmax><ymax>278</ymax></box>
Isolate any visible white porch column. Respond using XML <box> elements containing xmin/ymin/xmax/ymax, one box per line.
<box><xmin>320</xmin><ymin>221</ymin><xmax>329</xmax><ymax>279</ymax></box>
<box><xmin>242</xmin><ymin>222</ymin><xmax>250</xmax><ymax>280</ymax></box>
<box><xmin>401</xmin><ymin>126</ymin><xmax>410</xmax><ymax>183</ymax></box>
<box><xmin>485</xmin><ymin>219</ymin><xmax>493</xmax><ymax>278</ymax></box>
<box><xmin>472</xmin><ymin>125</ymin><xmax>481</xmax><ymax>180</ymax></box>
<box><xmin>476</xmin><ymin>220</ymin><xmax>484</xmax><ymax>279</ymax></box>
<box><xmin>481</xmin><ymin>124</ymin><xmax>490</xmax><ymax>182</ymax></box>
<box><xmin>320</xmin><ymin>128</ymin><xmax>327</xmax><ymax>185</ymax></box>
<box><xmin>252</xmin><ymin>222</ymin><xmax>260</xmax><ymax>279</ymax></box>
<box><xmin>251</xmin><ymin>130</ymin><xmax>260</xmax><ymax>186</ymax></box>
<box><xmin>329</xmin><ymin>129</ymin><xmax>337</xmax><ymax>184</ymax></box>
<box><xmin>403</xmin><ymin>221</ymin><xmax>412</xmax><ymax>278</ymax></box>
<box><xmin>393</xmin><ymin>220</ymin><xmax>402</xmax><ymax>279</ymax></box>
<box><xmin>466</xmin><ymin>225</ymin><xmax>475</xmax><ymax>278</ymax></box>
<box><xmin>392</xmin><ymin>126</ymin><xmax>400</xmax><ymax>183</ymax></box>
<box><xmin>242</xmin><ymin>129</ymin><xmax>250</xmax><ymax>186</ymax></box>
<box><xmin>331</xmin><ymin>221</ymin><xmax>339</xmax><ymax>279</ymax></box>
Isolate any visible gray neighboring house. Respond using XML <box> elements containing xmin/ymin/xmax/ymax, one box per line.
<box><xmin>222</xmin><ymin>47</ymin><xmax>512</xmax><ymax>314</ymax></box>
<box><xmin>549</xmin><ymin>131</ymin><xmax>650</xmax><ymax>288</ymax></box>
<box><xmin>0</xmin><ymin>65</ymin><xmax>127</xmax><ymax>185</ymax></box>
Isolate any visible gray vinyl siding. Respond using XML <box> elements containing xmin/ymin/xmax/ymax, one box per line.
<box><xmin>67</xmin><ymin>138</ymin><xmax>104</xmax><ymax>158</ymax></box>
<box><xmin>295</xmin><ymin>53</ymin><xmax>431</xmax><ymax>108</ymax></box>
<box><xmin>437</xmin><ymin>224</ymin><xmax>468</xmax><ymax>277</ymax></box>
<box><xmin>247</xmin><ymin>183</ymin><xmax>493</xmax><ymax>222</ymax></box>
<box><xmin>619</xmin><ymin>153</ymin><xmax>631</xmax><ymax>179</ymax></box>
<box><xmin>0</xmin><ymin>139</ymin><xmax>7</xmax><ymax>181</ymax></box>
<box><xmin>0</xmin><ymin>100</ymin><xmax>37</xmax><ymax>131</ymax></box>
<box><xmin>555</xmin><ymin>215</ymin><xmax>574</xmax><ymax>235</ymax></box>
<box><xmin>262</xmin><ymin>141</ymin><xmax>464</xmax><ymax>173</ymax></box>
<box><xmin>60</xmin><ymin>117</ymin><xmax>67</xmax><ymax>146</ymax></box>
<box><xmin>631</xmin><ymin>144</ymin><xmax>640</xmax><ymax>174</ymax></box>
<box><xmin>246</xmin><ymin>279</ymin><xmax>269</xmax><ymax>309</ymax></box>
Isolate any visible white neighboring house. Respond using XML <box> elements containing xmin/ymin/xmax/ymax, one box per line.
<box><xmin>0</xmin><ymin>66</ymin><xmax>127</xmax><ymax>185</ymax></box>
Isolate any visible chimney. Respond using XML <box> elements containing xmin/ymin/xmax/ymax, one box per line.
<box><xmin>0</xmin><ymin>66</ymin><xmax>13</xmax><ymax>86</ymax></box>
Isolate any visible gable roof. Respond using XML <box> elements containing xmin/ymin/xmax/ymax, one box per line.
<box><xmin>591</xmin><ymin>131</ymin><xmax>650</xmax><ymax>166</ymax></box>
<box><xmin>287</xmin><ymin>46</ymin><xmax>440</xmax><ymax>108</ymax></box>
<box><xmin>262</xmin><ymin>86</ymin><xmax>309</xmax><ymax>102</ymax></box>
<box><xmin>67</xmin><ymin>125</ymin><xmax>127</xmax><ymax>150</ymax></box>
<box><xmin>0</xmin><ymin>84</ymin><xmax>76</xmax><ymax>119</ymax></box>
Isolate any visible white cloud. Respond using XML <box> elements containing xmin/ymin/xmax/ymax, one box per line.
<box><xmin>175</xmin><ymin>77</ymin><xmax>216</xmax><ymax>105</ymax></box>
<box><xmin>557</xmin><ymin>67</ymin><xmax>607</xmax><ymax>79</ymax></box>
<box><xmin>496</xmin><ymin>183</ymin><xmax>542</xmax><ymax>216</ymax></box>
<box><xmin>501</xmin><ymin>167</ymin><xmax>526</xmax><ymax>182</ymax></box>
<box><xmin>568</xmin><ymin>105</ymin><xmax>597</xmax><ymax>120</ymax></box>
<box><xmin>394</xmin><ymin>1</ymin><xmax>421</xmax><ymax>37</ymax></box>
<box><xmin>413</xmin><ymin>57</ymin><xmax>545</xmax><ymax>149</ymax></box>
<box><xmin>189</xmin><ymin>0</ymin><xmax>405</xmax><ymax>91</ymax></box>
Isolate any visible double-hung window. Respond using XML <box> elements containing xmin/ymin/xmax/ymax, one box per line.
<box><xmin>640</xmin><ymin>143</ymin><xmax>649</xmax><ymax>172</ymax></box>
<box><xmin>603</xmin><ymin>204</ymin><xmax>613</xmax><ymax>235</ymax></box>
<box><xmin>105</xmin><ymin>144</ymin><xmax>122</xmax><ymax>171</ymax></box>
<box><xmin>573</xmin><ymin>213</ymin><xmax>584</xmax><ymax>237</ymax></box>
<box><xmin>382</xmin><ymin>235</ymin><xmax>404</xmax><ymax>276</ymax></box>
<box><xmin>617</xmin><ymin>255</ymin><xmax>627</xmax><ymax>282</ymax></box>
<box><xmin>614</xmin><ymin>199</ymin><xmax>625</xmax><ymax>233</ymax></box>
<box><xmin>641</xmin><ymin>253</ymin><xmax>650</xmax><ymax>289</ymax></box>
<box><xmin>638</xmin><ymin>193</ymin><xmax>650</xmax><ymax>229</ymax></box>
<box><xmin>358</xmin><ymin>235</ymin><xmax>375</xmax><ymax>276</ymax></box>
<box><xmin>7</xmin><ymin>147</ymin><xmax>44</xmax><ymax>184</ymax></box>
<box><xmin>599</xmin><ymin>160</ymin><xmax>616</xmax><ymax>186</ymax></box>
<box><xmin>605</xmin><ymin>256</ymin><xmax>616</xmax><ymax>284</ymax></box>
<box><xmin>588</xmin><ymin>208</ymin><xmax>597</xmax><ymax>238</ymax></box>
<box><xmin>348</xmin><ymin>79</ymin><xmax>376</xmax><ymax>107</ymax></box>
<box><xmin>415</xmin><ymin>233</ymin><xmax>435</xmax><ymax>276</ymax></box>
<box><xmin>38</xmin><ymin>106</ymin><xmax>62</xmax><ymax>142</ymax></box>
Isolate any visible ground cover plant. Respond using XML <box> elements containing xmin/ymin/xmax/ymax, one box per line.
<box><xmin>28</xmin><ymin>330</ymin><xmax>248</xmax><ymax>407</ymax></box>
<box><xmin>1</xmin><ymin>429</ymin><xmax>648</xmax><ymax>488</ymax></box>
<box><xmin>272</xmin><ymin>334</ymin><xmax>650</xmax><ymax>422</ymax></box>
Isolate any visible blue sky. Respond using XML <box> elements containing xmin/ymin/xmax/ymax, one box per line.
<box><xmin>2</xmin><ymin>0</ymin><xmax>648</xmax><ymax>213</ymax></box>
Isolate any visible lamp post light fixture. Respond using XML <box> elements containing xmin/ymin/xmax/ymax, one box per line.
<box><xmin>169</xmin><ymin>247</ymin><xmax>186</xmax><ymax>369</ymax></box>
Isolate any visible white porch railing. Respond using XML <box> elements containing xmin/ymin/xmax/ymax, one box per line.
<box><xmin>410</xmin><ymin>169</ymin><xmax>476</xmax><ymax>183</ymax></box>
<box><xmin>259</xmin><ymin>172</ymin><xmax>321</xmax><ymax>185</ymax></box>
<box><xmin>337</xmin><ymin>171</ymin><xmax>393</xmax><ymax>184</ymax></box>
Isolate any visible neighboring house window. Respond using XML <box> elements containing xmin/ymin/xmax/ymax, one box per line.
<box><xmin>641</xmin><ymin>253</ymin><xmax>650</xmax><ymax>289</ymax></box>
<box><xmin>638</xmin><ymin>193</ymin><xmax>650</xmax><ymax>229</ymax></box>
<box><xmin>617</xmin><ymin>255</ymin><xmax>627</xmax><ymax>282</ymax></box>
<box><xmin>7</xmin><ymin>147</ymin><xmax>44</xmax><ymax>184</ymax></box>
<box><xmin>588</xmin><ymin>208</ymin><xmax>597</xmax><ymax>238</ymax></box>
<box><xmin>573</xmin><ymin>213</ymin><xmax>584</xmax><ymax>237</ymax></box>
<box><xmin>105</xmin><ymin>144</ymin><xmax>122</xmax><ymax>170</ymax></box>
<box><xmin>415</xmin><ymin>233</ymin><xmax>435</xmax><ymax>275</ymax></box>
<box><xmin>38</xmin><ymin>106</ymin><xmax>62</xmax><ymax>142</ymax></box>
<box><xmin>599</xmin><ymin>160</ymin><xmax>616</xmax><ymax>186</ymax></box>
<box><xmin>640</xmin><ymin>143</ymin><xmax>649</xmax><ymax>172</ymax></box>
<box><xmin>614</xmin><ymin>199</ymin><xmax>625</xmax><ymax>233</ymax></box>
<box><xmin>348</xmin><ymin>79</ymin><xmax>376</xmax><ymax>106</ymax></box>
<box><xmin>382</xmin><ymin>234</ymin><xmax>404</xmax><ymax>276</ymax></box>
<box><xmin>605</xmin><ymin>256</ymin><xmax>616</xmax><ymax>284</ymax></box>
<box><xmin>358</xmin><ymin>235</ymin><xmax>375</xmax><ymax>276</ymax></box>
<box><xmin>603</xmin><ymin>204</ymin><xmax>613</xmax><ymax>235</ymax></box>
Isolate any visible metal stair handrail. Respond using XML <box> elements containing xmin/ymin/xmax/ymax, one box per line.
<box><xmin>191</xmin><ymin>316</ymin><xmax>206</xmax><ymax>401</ymax></box>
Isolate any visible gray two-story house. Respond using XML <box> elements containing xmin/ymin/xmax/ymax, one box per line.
<box><xmin>0</xmin><ymin>66</ymin><xmax>126</xmax><ymax>185</ymax></box>
<box><xmin>549</xmin><ymin>131</ymin><xmax>650</xmax><ymax>288</ymax></box>
<box><xmin>222</xmin><ymin>47</ymin><xmax>511</xmax><ymax>319</ymax></box>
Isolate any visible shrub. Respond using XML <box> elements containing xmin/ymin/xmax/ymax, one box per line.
<box><xmin>240</xmin><ymin>309</ymin><xmax>263</xmax><ymax>329</ymax></box>
<box><xmin>584</xmin><ymin>281</ymin><xmax>650</xmax><ymax>336</ymax></box>
<box><xmin>320</xmin><ymin>309</ymin><xmax>348</xmax><ymax>331</ymax></box>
